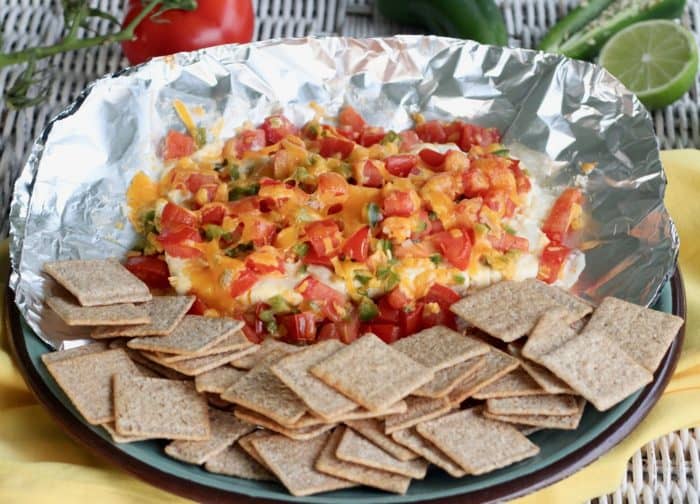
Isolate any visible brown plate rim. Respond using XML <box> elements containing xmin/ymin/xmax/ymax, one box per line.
<box><xmin>6</xmin><ymin>268</ymin><xmax>686</xmax><ymax>504</ymax></box>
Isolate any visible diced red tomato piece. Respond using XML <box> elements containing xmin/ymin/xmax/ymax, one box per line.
<box><xmin>444</xmin><ymin>120</ymin><xmax>465</xmax><ymax>143</ymax></box>
<box><xmin>386</xmin><ymin>287</ymin><xmax>410</xmax><ymax>310</ymax></box>
<box><xmin>342</xmin><ymin>226</ymin><xmax>370</xmax><ymax>262</ymax></box>
<box><xmin>432</xmin><ymin>228</ymin><xmax>472</xmax><ymax>270</ymax></box>
<box><xmin>188</xmin><ymin>297</ymin><xmax>208</xmax><ymax>316</ymax></box>
<box><xmin>399</xmin><ymin>302</ymin><xmax>423</xmax><ymax>337</ymax></box>
<box><xmin>200</xmin><ymin>204</ymin><xmax>226</xmax><ymax>225</ymax></box>
<box><xmin>385</xmin><ymin>155</ymin><xmax>418</xmax><ymax>177</ymax></box>
<box><xmin>538</xmin><ymin>243</ymin><xmax>572</xmax><ymax>284</ymax></box>
<box><xmin>420</xmin><ymin>303</ymin><xmax>456</xmax><ymax>330</ymax></box>
<box><xmin>234</xmin><ymin>129</ymin><xmax>266</xmax><ymax>157</ymax></box>
<box><xmin>424</xmin><ymin>283</ymin><xmax>461</xmax><ymax>308</ymax></box>
<box><xmin>162</xmin><ymin>243</ymin><xmax>203</xmax><ymax>258</ymax></box>
<box><xmin>483</xmin><ymin>191</ymin><xmax>508</xmax><ymax>217</ymax></box>
<box><xmin>242</xmin><ymin>323</ymin><xmax>264</xmax><ymax>343</ymax></box>
<box><xmin>462</xmin><ymin>168</ymin><xmax>490</xmax><ymax>197</ymax></box>
<box><xmin>158</xmin><ymin>225</ymin><xmax>202</xmax><ymax>245</ymax></box>
<box><xmin>511</xmin><ymin>160</ymin><xmax>532</xmax><ymax>194</ymax></box>
<box><xmin>444</xmin><ymin>150</ymin><xmax>469</xmax><ymax>172</ymax></box>
<box><xmin>163</xmin><ymin>130</ymin><xmax>195</xmax><ymax>160</ymax></box>
<box><xmin>261</xmin><ymin>114</ymin><xmax>297</xmax><ymax>145</ymax></box>
<box><xmin>459</xmin><ymin>124</ymin><xmax>501</xmax><ymax>151</ymax></box>
<box><xmin>246</xmin><ymin>218</ymin><xmax>277</xmax><ymax>247</ymax></box>
<box><xmin>419</xmin><ymin>148</ymin><xmax>446</xmax><ymax>168</ymax></box>
<box><xmin>279</xmin><ymin>312</ymin><xmax>317</xmax><ymax>343</ymax></box>
<box><xmin>302</xmin><ymin>247</ymin><xmax>334</xmax><ymax>267</ymax></box>
<box><xmin>320</xmin><ymin>137</ymin><xmax>355</xmax><ymax>158</ymax></box>
<box><xmin>398</xmin><ymin>130</ymin><xmax>420</xmax><ymax>152</ymax></box>
<box><xmin>359</xmin><ymin>126</ymin><xmax>385</xmax><ymax>147</ymax></box>
<box><xmin>338</xmin><ymin>106</ymin><xmax>366</xmax><ymax>132</ymax></box>
<box><xmin>337</xmin><ymin>125</ymin><xmax>357</xmax><ymax>141</ymax></box>
<box><xmin>230</xmin><ymin>269</ymin><xmax>259</xmax><ymax>298</ymax></box>
<box><xmin>185</xmin><ymin>173</ymin><xmax>219</xmax><ymax>194</ymax></box>
<box><xmin>355</xmin><ymin>160</ymin><xmax>384</xmax><ymax>188</ymax></box>
<box><xmin>296</xmin><ymin>276</ymin><xmax>347</xmax><ymax>322</ymax></box>
<box><xmin>416</xmin><ymin>120</ymin><xmax>447</xmax><ymax>143</ymax></box>
<box><xmin>226</xmin><ymin>196</ymin><xmax>260</xmax><ymax>216</ymax></box>
<box><xmin>305</xmin><ymin>219</ymin><xmax>342</xmax><ymax>257</ymax></box>
<box><xmin>245</xmin><ymin>256</ymin><xmax>285</xmax><ymax>274</ymax></box>
<box><xmin>542</xmin><ymin>188</ymin><xmax>584</xmax><ymax>243</ymax></box>
<box><xmin>366</xmin><ymin>323</ymin><xmax>401</xmax><ymax>344</ymax></box>
<box><xmin>318</xmin><ymin>318</ymin><xmax>360</xmax><ymax>344</ymax></box>
<box><xmin>161</xmin><ymin>202</ymin><xmax>198</xmax><ymax>230</ymax></box>
<box><xmin>124</xmin><ymin>256</ymin><xmax>170</xmax><ymax>289</ymax></box>
<box><xmin>489</xmin><ymin>233</ymin><xmax>530</xmax><ymax>252</ymax></box>
<box><xmin>376</xmin><ymin>296</ymin><xmax>400</xmax><ymax>324</ymax></box>
<box><xmin>317</xmin><ymin>172</ymin><xmax>349</xmax><ymax>206</ymax></box>
<box><xmin>382</xmin><ymin>191</ymin><xmax>416</xmax><ymax>218</ymax></box>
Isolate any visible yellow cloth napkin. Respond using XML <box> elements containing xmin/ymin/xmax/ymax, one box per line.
<box><xmin>1</xmin><ymin>149</ymin><xmax>700</xmax><ymax>503</ymax></box>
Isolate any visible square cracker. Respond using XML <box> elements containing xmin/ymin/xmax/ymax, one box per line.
<box><xmin>45</xmin><ymin>348</ymin><xmax>140</xmax><ymax>424</ymax></box>
<box><xmin>508</xmin><ymin>344</ymin><xmax>575</xmax><ymax>395</ymax></box>
<box><xmin>310</xmin><ymin>334</ymin><xmax>433</xmax><ymax>412</ymax></box>
<box><xmin>484</xmin><ymin>398</ymin><xmax>587</xmax><ymax>430</ymax></box>
<box><xmin>113</xmin><ymin>375</ymin><xmax>210</xmax><ymax>440</ymax></box>
<box><xmin>231</xmin><ymin>338</ymin><xmax>302</xmax><ymax>370</ymax></box>
<box><xmin>391</xmin><ymin>326</ymin><xmax>489</xmax><ymax>372</ymax></box>
<box><xmin>233</xmin><ymin>408</ymin><xmax>335</xmax><ymax>441</ymax></box>
<box><xmin>127</xmin><ymin>316</ymin><xmax>245</xmax><ymax>355</ymax></box>
<box><xmin>271</xmin><ymin>340</ymin><xmax>357</xmax><ymax>421</ymax></box>
<box><xmin>141</xmin><ymin>345</ymin><xmax>256</xmax><ymax>377</ymax></box>
<box><xmin>447</xmin><ymin>349</ymin><xmax>519</xmax><ymax>406</ymax></box>
<box><xmin>41</xmin><ymin>342</ymin><xmax>108</xmax><ymax>365</ymax></box>
<box><xmin>322</xmin><ymin>401</ymin><xmax>408</xmax><ymax>423</ymax></box>
<box><xmin>165</xmin><ymin>409</ymin><xmax>255</xmax><ymax>464</ymax></box>
<box><xmin>44</xmin><ymin>259</ymin><xmax>151</xmax><ymax>306</ymax></box>
<box><xmin>237</xmin><ymin>430</ymin><xmax>275</xmax><ymax>469</ymax></box>
<box><xmin>195</xmin><ymin>366</ymin><xmax>245</xmax><ymax>394</ymax></box>
<box><xmin>450</xmin><ymin>279</ymin><xmax>592</xmax><ymax>342</ymax></box>
<box><xmin>315</xmin><ymin>427</ymin><xmax>410</xmax><ymax>494</ymax></box>
<box><xmin>46</xmin><ymin>295</ymin><xmax>149</xmax><ymax>326</ymax></box>
<box><xmin>522</xmin><ymin>309</ymin><xmax>580</xmax><ymax>362</ymax></box>
<box><xmin>413</xmin><ymin>355</ymin><xmax>487</xmax><ymax>398</ymax></box>
<box><xmin>335</xmin><ymin>427</ymin><xmax>429</xmax><ymax>479</ymax></box>
<box><xmin>391</xmin><ymin>428</ymin><xmax>466</xmax><ymax>478</ymax></box>
<box><xmin>417</xmin><ymin>408</ymin><xmax>539</xmax><ymax>475</ymax></box>
<box><xmin>345</xmin><ymin>419</ymin><xmax>418</xmax><ymax>461</ymax></box>
<box><xmin>204</xmin><ymin>444</ymin><xmax>275</xmax><ymax>480</ymax></box>
<box><xmin>579</xmin><ymin>296</ymin><xmax>684</xmax><ymax>372</ymax></box>
<box><xmin>157</xmin><ymin>331</ymin><xmax>254</xmax><ymax>363</ymax></box>
<box><xmin>472</xmin><ymin>368</ymin><xmax>544</xmax><ymax>400</ymax></box>
<box><xmin>383</xmin><ymin>396</ymin><xmax>452</xmax><ymax>434</ymax></box>
<box><xmin>486</xmin><ymin>394</ymin><xmax>580</xmax><ymax>416</ymax></box>
<box><xmin>101</xmin><ymin>422</ymin><xmax>152</xmax><ymax>443</ymax></box>
<box><xmin>220</xmin><ymin>350</ymin><xmax>308</xmax><ymax>426</ymax></box>
<box><xmin>91</xmin><ymin>296</ymin><xmax>195</xmax><ymax>338</ymax></box>
<box><xmin>251</xmin><ymin>432</ymin><xmax>356</xmax><ymax>497</ymax></box>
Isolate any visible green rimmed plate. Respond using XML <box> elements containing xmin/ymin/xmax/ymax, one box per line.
<box><xmin>6</xmin><ymin>269</ymin><xmax>685</xmax><ymax>503</ymax></box>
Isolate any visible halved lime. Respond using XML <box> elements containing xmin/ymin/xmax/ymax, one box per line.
<box><xmin>599</xmin><ymin>20</ymin><xmax>698</xmax><ymax>109</ymax></box>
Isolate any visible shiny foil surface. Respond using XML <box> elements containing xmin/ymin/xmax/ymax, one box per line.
<box><xmin>9</xmin><ymin>36</ymin><xmax>678</xmax><ymax>349</ymax></box>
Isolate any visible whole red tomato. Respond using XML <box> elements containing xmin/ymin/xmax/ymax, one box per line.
<box><xmin>121</xmin><ymin>0</ymin><xmax>255</xmax><ymax>65</ymax></box>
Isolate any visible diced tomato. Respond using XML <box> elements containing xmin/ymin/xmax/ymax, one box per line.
<box><xmin>416</xmin><ymin>120</ymin><xmax>447</xmax><ymax>143</ymax></box>
<box><xmin>242</xmin><ymin>323</ymin><xmax>264</xmax><ymax>344</ymax></box>
<box><xmin>279</xmin><ymin>312</ymin><xmax>317</xmax><ymax>343</ymax></box>
<box><xmin>419</xmin><ymin>148</ymin><xmax>446</xmax><ymax>168</ymax></box>
<box><xmin>342</xmin><ymin>226</ymin><xmax>370</xmax><ymax>262</ymax></box>
<box><xmin>366</xmin><ymin>323</ymin><xmax>401</xmax><ymax>344</ymax></box>
<box><xmin>387</xmin><ymin>287</ymin><xmax>410</xmax><ymax>310</ymax></box>
<box><xmin>398</xmin><ymin>130</ymin><xmax>420</xmax><ymax>152</ymax></box>
<box><xmin>444</xmin><ymin>120</ymin><xmax>465</xmax><ymax>143</ymax></box>
<box><xmin>376</xmin><ymin>296</ymin><xmax>400</xmax><ymax>324</ymax></box>
<box><xmin>162</xmin><ymin>243</ymin><xmax>203</xmax><ymax>258</ymax></box>
<box><xmin>483</xmin><ymin>191</ymin><xmax>508</xmax><ymax>217</ymax></box>
<box><xmin>359</xmin><ymin>126</ymin><xmax>385</xmax><ymax>147</ymax></box>
<box><xmin>338</xmin><ymin>106</ymin><xmax>366</xmax><ymax>132</ymax></box>
<box><xmin>230</xmin><ymin>269</ymin><xmax>259</xmax><ymax>298</ymax></box>
<box><xmin>432</xmin><ymin>228</ymin><xmax>472</xmax><ymax>270</ymax></box>
<box><xmin>430</xmin><ymin>217</ymin><xmax>445</xmax><ymax>235</ymax></box>
<box><xmin>188</xmin><ymin>297</ymin><xmax>208</xmax><ymax>316</ymax></box>
<box><xmin>455</xmin><ymin>198</ymin><xmax>482</xmax><ymax>228</ymax></box>
<box><xmin>382</xmin><ymin>191</ymin><xmax>415</xmax><ymax>218</ymax></box>
<box><xmin>226</xmin><ymin>196</ymin><xmax>260</xmax><ymax>216</ymax></box>
<box><xmin>444</xmin><ymin>150</ymin><xmax>469</xmax><ymax>172</ymax></box>
<box><xmin>385</xmin><ymin>155</ymin><xmax>418</xmax><ymax>177</ymax></box>
<box><xmin>462</xmin><ymin>168</ymin><xmax>490</xmax><ymax>197</ymax></box>
<box><xmin>538</xmin><ymin>243</ymin><xmax>572</xmax><ymax>284</ymax></box>
<box><xmin>424</xmin><ymin>284</ymin><xmax>461</xmax><ymax>308</ymax></box>
<box><xmin>234</xmin><ymin>128</ymin><xmax>266</xmax><ymax>157</ymax></box>
<box><xmin>185</xmin><ymin>173</ymin><xmax>219</xmax><ymax>194</ymax></box>
<box><xmin>337</xmin><ymin>125</ymin><xmax>357</xmax><ymax>141</ymax></box>
<box><xmin>400</xmin><ymin>302</ymin><xmax>423</xmax><ymax>337</ymax></box>
<box><xmin>124</xmin><ymin>256</ymin><xmax>170</xmax><ymax>289</ymax></box>
<box><xmin>246</xmin><ymin>218</ymin><xmax>277</xmax><ymax>247</ymax></box>
<box><xmin>511</xmin><ymin>160</ymin><xmax>532</xmax><ymax>194</ymax></box>
<box><xmin>245</xmin><ymin>256</ymin><xmax>285</xmax><ymax>274</ymax></box>
<box><xmin>302</xmin><ymin>247</ymin><xmax>334</xmax><ymax>267</ymax></box>
<box><xmin>158</xmin><ymin>225</ymin><xmax>202</xmax><ymax>245</ymax></box>
<box><xmin>542</xmin><ymin>188</ymin><xmax>583</xmax><ymax>243</ymax></box>
<box><xmin>296</xmin><ymin>276</ymin><xmax>347</xmax><ymax>322</ymax></box>
<box><xmin>261</xmin><ymin>114</ymin><xmax>296</xmax><ymax>145</ymax></box>
<box><xmin>163</xmin><ymin>130</ymin><xmax>195</xmax><ymax>160</ymax></box>
<box><xmin>318</xmin><ymin>318</ymin><xmax>360</xmax><ymax>344</ymax></box>
<box><xmin>320</xmin><ymin>137</ymin><xmax>355</xmax><ymax>158</ymax></box>
<box><xmin>161</xmin><ymin>202</ymin><xmax>198</xmax><ymax>230</ymax></box>
<box><xmin>459</xmin><ymin>124</ymin><xmax>501</xmax><ymax>151</ymax></box>
<box><xmin>489</xmin><ymin>233</ymin><xmax>530</xmax><ymax>252</ymax></box>
<box><xmin>355</xmin><ymin>160</ymin><xmax>384</xmax><ymax>188</ymax></box>
<box><xmin>200</xmin><ymin>204</ymin><xmax>226</xmax><ymax>225</ymax></box>
<box><xmin>420</xmin><ymin>303</ymin><xmax>456</xmax><ymax>330</ymax></box>
<box><xmin>317</xmin><ymin>172</ymin><xmax>349</xmax><ymax>206</ymax></box>
<box><xmin>305</xmin><ymin>219</ymin><xmax>342</xmax><ymax>257</ymax></box>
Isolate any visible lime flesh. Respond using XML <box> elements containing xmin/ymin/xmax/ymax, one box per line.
<box><xmin>599</xmin><ymin>20</ymin><xmax>699</xmax><ymax>109</ymax></box>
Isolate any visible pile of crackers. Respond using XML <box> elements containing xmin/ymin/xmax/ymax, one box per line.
<box><xmin>40</xmin><ymin>260</ymin><xmax>684</xmax><ymax>497</ymax></box>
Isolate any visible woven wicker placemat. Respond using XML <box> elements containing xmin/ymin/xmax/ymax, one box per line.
<box><xmin>1</xmin><ymin>1</ymin><xmax>699</xmax><ymax>502</ymax></box>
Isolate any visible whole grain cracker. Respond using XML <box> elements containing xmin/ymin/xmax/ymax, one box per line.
<box><xmin>233</xmin><ymin>408</ymin><xmax>335</xmax><ymax>440</ymax></box>
<box><xmin>486</xmin><ymin>394</ymin><xmax>579</xmax><ymax>416</ymax></box>
<box><xmin>271</xmin><ymin>340</ymin><xmax>358</xmax><ymax>421</ymax></box>
<box><xmin>251</xmin><ymin>432</ymin><xmax>356</xmax><ymax>496</ymax></box>
<box><xmin>391</xmin><ymin>326</ymin><xmax>489</xmax><ymax>372</ymax></box>
<box><xmin>413</xmin><ymin>355</ymin><xmax>487</xmax><ymax>398</ymax></box>
<box><xmin>45</xmin><ymin>348</ymin><xmax>140</xmax><ymax>424</ymax></box>
<box><xmin>310</xmin><ymin>334</ymin><xmax>433</xmax><ymax>412</ymax></box>
<box><xmin>156</xmin><ymin>331</ymin><xmax>253</xmax><ymax>363</ymax></box>
<box><xmin>522</xmin><ymin>308</ymin><xmax>579</xmax><ymax>362</ymax></box>
<box><xmin>391</xmin><ymin>428</ymin><xmax>466</xmax><ymax>477</ymax></box>
<box><xmin>165</xmin><ymin>409</ymin><xmax>255</xmax><ymax>464</ymax></box>
<box><xmin>195</xmin><ymin>366</ymin><xmax>246</xmax><ymax>394</ymax></box>
<box><xmin>447</xmin><ymin>349</ymin><xmax>520</xmax><ymax>406</ymax></box>
<box><xmin>237</xmin><ymin>430</ymin><xmax>275</xmax><ymax>469</ymax></box>
<box><xmin>335</xmin><ymin>427</ymin><xmax>429</xmax><ymax>479</ymax></box>
<box><xmin>124</xmin><ymin>348</ymin><xmax>189</xmax><ymax>380</ymax></box>
<box><xmin>41</xmin><ymin>342</ymin><xmax>108</xmax><ymax>365</ymax></box>
<box><xmin>472</xmin><ymin>368</ymin><xmax>544</xmax><ymax>400</ymax></box>
<box><xmin>127</xmin><ymin>315</ymin><xmax>245</xmax><ymax>355</ymax></box>
<box><xmin>450</xmin><ymin>279</ymin><xmax>592</xmax><ymax>342</ymax></box>
<box><xmin>321</xmin><ymin>401</ymin><xmax>408</xmax><ymax>423</ymax></box>
<box><xmin>315</xmin><ymin>427</ymin><xmax>410</xmax><ymax>494</ymax></box>
<box><xmin>141</xmin><ymin>345</ymin><xmax>257</xmax><ymax>377</ymax></box>
<box><xmin>46</xmin><ymin>295</ymin><xmax>150</xmax><ymax>326</ymax></box>
<box><xmin>220</xmin><ymin>350</ymin><xmax>308</xmax><ymax>426</ymax></box>
<box><xmin>91</xmin><ymin>296</ymin><xmax>195</xmax><ymax>338</ymax></box>
<box><xmin>101</xmin><ymin>422</ymin><xmax>152</xmax><ymax>443</ymax></box>
<box><xmin>483</xmin><ymin>398</ymin><xmax>587</xmax><ymax>430</ymax></box>
<box><xmin>113</xmin><ymin>375</ymin><xmax>210</xmax><ymax>440</ymax></box>
<box><xmin>383</xmin><ymin>396</ymin><xmax>452</xmax><ymax>434</ymax></box>
<box><xmin>345</xmin><ymin>419</ymin><xmax>418</xmax><ymax>461</ymax></box>
<box><xmin>204</xmin><ymin>444</ymin><xmax>275</xmax><ymax>480</ymax></box>
<box><xmin>417</xmin><ymin>408</ymin><xmax>539</xmax><ymax>474</ymax></box>
<box><xmin>507</xmin><ymin>344</ymin><xmax>575</xmax><ymax>395</ymax></box>
<box><xmin>44</xmin><ymin>259</ymin><xmax>151</xmax><ymax>306</ymax></box>
<box><xmin>231</xmin><ymin>338</ymin><xmax>302</xmax><ymax>370</ymax></box>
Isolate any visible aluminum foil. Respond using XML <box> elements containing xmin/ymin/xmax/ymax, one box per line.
<box><xmin>9</xmin><ymin>36</ymin><xmax>679</xmax><ymax>350</ymax></box>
